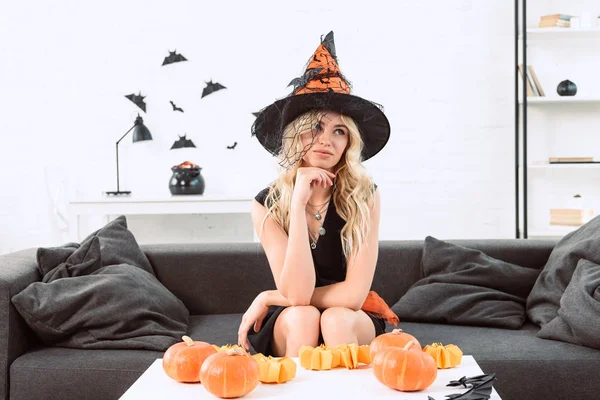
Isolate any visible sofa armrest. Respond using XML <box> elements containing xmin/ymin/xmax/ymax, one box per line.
<box><xmin>0</xmin><ymin>248</ymin><xmax>41</xmax><ymax>400</ymax></box>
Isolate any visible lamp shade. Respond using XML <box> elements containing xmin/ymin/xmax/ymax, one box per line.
<box><xmin>132</xmin><ymin>115</ymin><xmax>153</xmax><ymax>142</ymax></box>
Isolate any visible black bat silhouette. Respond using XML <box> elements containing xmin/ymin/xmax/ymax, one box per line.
<box><xmin>201</xmin><ymin>80</ymin><xmax>227</xmax><ymax>98</ymax></box>
<box><xmin>170</xmin><ymin>134</ymin><xmax>196</xmax><ymax>149</ymax></box>
<box><xmin>287</xmin><ymin>68</ymin><xmax>323</xmax><ymax>89</ymax></box>
<box><xmin>447</xmin><ymin>374</ymin><xmax>492</xmax><ymax>389</ymax></box>
<box><xmin>162</xmin><ymin>50</ymin><xmax>188</xmax><ymax>66</ymax></box>
<box><xmin>125</xmin><ymin>92</ymin><xmax>147</xmax><ymax>112</ymax></box>
<box><xmin>169</xmin><ymin>101</ymin><xmax>184</xmax><ymax>112</ymax></box>
<box><xmin>226</xmin><ymin>142</ymin><xmax>238</xmax><ymax>150</ymax></box>
<box><xmin>444</xmin><ymin>373</ymin><xmax>496</xmax><ymax>400</ymax></box>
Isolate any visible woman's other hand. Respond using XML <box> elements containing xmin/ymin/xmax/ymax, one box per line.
<box><xmin>238</xmin><ymin>291</ymin><xmax>270</xmax><ymax>351</ymax></box>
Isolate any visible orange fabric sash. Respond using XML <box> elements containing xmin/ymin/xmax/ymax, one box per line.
<box><xmin>361</xmin><ymin>291</ymin><xmax>399</xmax><ymax>327</ymax></box>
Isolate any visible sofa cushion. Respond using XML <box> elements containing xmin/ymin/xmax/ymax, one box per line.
<box><xmin>9</xmin><ymin>346</ymin><xmax>161</xmax><ymax>400</ymax></box>
<box><xmin>527</xmin><ymin>214</ymin><xmax>600</xmax><ymax>326</ymax></box>
<box><xmin>186</xmin><ymin>313</ymin><xmax>243</xmax><ymax>347</ymax></box>
<box><xmin>537</xmin><ymin>258</ymin><xmax>600</xmax><ymax>349</ymax></box>
<box><xmin>391</xmin><ymin>236</ymin><xmax>540</xmax><ymax>329</ymax></box>
<box><xmin>395</xmin><ymin>321</ymin><xmax>600</xmax><ymax>400</ymax></box>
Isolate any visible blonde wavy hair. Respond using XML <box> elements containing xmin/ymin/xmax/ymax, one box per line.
<box><xmin>261</xmin><ymin>110</ymin><xmax>376</xmax><ymax>262</ymax></box>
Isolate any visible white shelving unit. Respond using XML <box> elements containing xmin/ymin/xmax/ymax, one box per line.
<box><xmin>519</xmin><ymin>96</ymin><xmax>600</xmax><ymax>104</ymax></box>
<box><xmin>524</xmin><ymin>27</ymin><xmax>600</xmax><ymax>36</ymax></box>
<box><xmin>528</xmin><ymin>225</ymin><xmax>578</xmax><ymax>238</ymax></box>
<box><xmin>519</xmin><ymin>5</ymin><xmax>600</xmax><ymax>239</ymax></box>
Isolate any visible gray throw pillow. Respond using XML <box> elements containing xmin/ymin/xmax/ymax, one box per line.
<box><xmin>37</xmin><ymin>215</ymin><xmax>153</xmax><ymax>277</ymax></box>
<box><xmin>12</xmin><ymin>234</ymin><xmax>189</xmax><ymax>351</ymax></box>
<box><xmin>42</xmin><ymin>236</ymin><xmax>103</xmax><ymax>283</ymax></box>
<box><xmin>527</xmin><ymin>215</ymin><xmax>600</xmax><ymax>327</ymax></box>
<box><xmin>392</xmin><ymin>236</ymin><xmax>540</xmax><ymax>329</ymax></box>
<box><xmin>537</xmin><ymin>259</ymin><xmax>600</xmax><ymax>349</ymax></box>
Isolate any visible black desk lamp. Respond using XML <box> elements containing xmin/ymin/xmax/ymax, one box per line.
<box><xmin>105</xmin><ymin>114</ymin><xmax>153</xmax><ymax>196</ymax></box>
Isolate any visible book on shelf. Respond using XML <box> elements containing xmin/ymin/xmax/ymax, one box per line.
<box><xmin>550</xmin><ymin>208</ymin><xmax>594</xmax><ymax>226</ymax></box>
<box><xmin>528</xmin><ymin>66</ymin><xmax>545</xmax><ymax>96</ymax></box>
<box><xmin>538</xmin><ymin>14</ymin><xmax>572</xmax><ymax>28</ymax></box>
<box><xmin>541</xmin><ymin>14</ymin><xmax>572</xmax><ymax>20</ymax></box>
<box><xmin>549</xmin><ymin>157</ymin><xmax>594</xmax><ymax>163</ymax></box>
<box><xmin>518</xmin><ymin>64</ymin><xmax>544</xmax><ymax>97</ymax></box>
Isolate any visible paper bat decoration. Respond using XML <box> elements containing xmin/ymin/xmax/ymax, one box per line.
<box><xmin>201</xmin><ymin>80</ymin><xmax>227</xmax><ymax>98</ymax></box>
<box><xmin>125</xmin><ymin>92</ymin><xmax>147</xmax><ymax>113</ymax></box>
<box><xmin>447</xmin><ymin>374</ymin><xmax>493</xmax><ymax>389</ymax></box>
<box><xmin>162</xmin><ymin>50</ymin><xmax>188</xmax><ymax>66</ymax></box>
<box><xmin>170</xmin><ymin>134</ymin><xmax>196</xmax><ymax>149</ymax></box>
<box><xmin>287</xmin><ymin>68</ymin><xmax>323</xmax><ymax>89</ymax></box>
<box><xmin>444</xmin><ymin>373</ymin><xmax>496</xmax><ymax>400</ymax></box>
<box><xmin>169</xmin><ymin>101</ymin><xmax>184</xmax><ymax>112</ymax></box>
<box><xmin>226</xmin><ymin>142</ymin><xmax>238</xmax><ymax>150</ymax></box>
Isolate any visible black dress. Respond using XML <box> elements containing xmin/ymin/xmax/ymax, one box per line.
<box><xmin>247</xmin><ymin>187</ymin><xmax>386</xmax><ymax>356</ymax></box>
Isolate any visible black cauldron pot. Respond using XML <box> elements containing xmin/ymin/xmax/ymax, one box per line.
<box><xmin>169</xmin><ymin>161</ymin><xmax>205</xmax><ymax>195</ymax></box>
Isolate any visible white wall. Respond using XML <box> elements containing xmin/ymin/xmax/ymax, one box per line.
<box><xmin>0</xmin><ymin>0</ymin><xmax>517</xmax><ymax>254</ymax></box>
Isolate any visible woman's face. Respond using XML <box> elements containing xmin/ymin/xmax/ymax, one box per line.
<box><xmin>300</xmin><ymin>111</ymin><xmax>349</xmax><ymax>171</ymax></box>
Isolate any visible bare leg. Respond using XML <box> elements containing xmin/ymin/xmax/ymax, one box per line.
<box><xmin>320</xmin><ymin>307</ymin><xmax>376</xmax><ymax>347</ymax></box>
<box><xmin>272</xmin><ymin>305</ymin><xmax>321</xmax><ymax>357</ymax></box>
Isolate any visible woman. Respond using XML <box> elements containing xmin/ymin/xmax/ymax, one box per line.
<box><xmin>238</xmin><ymin>31</ymin><xmax>395</xmax><ymax>357</ymax></box>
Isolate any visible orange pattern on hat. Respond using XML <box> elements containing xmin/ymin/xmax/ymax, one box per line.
<box><xmin>294</xmin><ymin>43</ymin><xmax>351</xmax><ymax>95</ymax></box>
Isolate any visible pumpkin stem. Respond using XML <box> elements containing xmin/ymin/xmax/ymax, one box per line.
<box><xmin>391</xmin><ymin>329</ymin><xmax>404</xmax><ymax>334</ymax></box>
<box><xmin>182</xmin><ymin>335</ymin><xmax>194</xmax><ymax>347</ymax></box>
<box><xmin>403</xmin><ymin>341</ymin><xmax>415</xmax><ymax>351</ymax></box>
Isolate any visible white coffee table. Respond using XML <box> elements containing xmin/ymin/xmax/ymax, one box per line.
<box><xmin>120</xmin><ymin>356</ymin><xmax>501</xmax><ymax>399</ymax></box>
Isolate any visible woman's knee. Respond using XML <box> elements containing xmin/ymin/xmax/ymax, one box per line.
<box><xmin>320</xmin><ymin>307</ymin><xmax>355</xmax><ymax>333</ymax></box>
<box><xmin>281</xmin><ymin>305</ymin><xmax>321</xmax><ymax>333</ymax></box>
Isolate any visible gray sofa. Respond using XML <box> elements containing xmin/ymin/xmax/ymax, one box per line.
<box><xmin>2</xmin><ymin>239</ymin><xmax>600</xmax><ymax>400</ymax></box>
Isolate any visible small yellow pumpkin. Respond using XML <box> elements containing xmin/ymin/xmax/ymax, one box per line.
<box><xmin>251</xmin><ymin>353</ymin><xmax>297</xmax><ymax>383</ymax></box>
<box><xmin>423</xmin><ymin>342</ymin><xmax>463</xmax><ymax>369</ymax></box>
<box><xmin>299</xmin><ymin>343</ymin><xmax>371</xmax><ymax>370</ymax></box>
<box><xmin>211</xmin><ymin>344</ymin><xmax>244</xmax><ymax>352</ymax></box>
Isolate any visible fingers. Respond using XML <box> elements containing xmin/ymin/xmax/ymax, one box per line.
<box><xmin>238</xmin><ymin>318</ymin><xmax>251</xmax><ymax>351</ymax></box>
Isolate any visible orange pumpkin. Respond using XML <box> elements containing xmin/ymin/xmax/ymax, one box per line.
<box><xmin>162</xmin><ymin>335</ymin><xmax>217</xmax><ymax>383</ymax></box>
<box><xmin>200</xmin><ymin>347</ymin><xmax>260</xmax><ymax>398</ymax></box>
<box><xmin>369</xmin><ymin>329</ymin><xmax>422</xmax><ymax>361</ymax></box>
<box><xmin>373</xmin><ymin>341</ymin><xmax>437</xmax><ymax>392</ymax></box>
<box><xmin>423</xmin><ymin>343</ymin><xmax>463</xmax><ymax>369</ymax></box>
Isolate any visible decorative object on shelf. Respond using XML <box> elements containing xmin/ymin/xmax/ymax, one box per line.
<box><xmin>170</xmin><ymin>134</ymin><xmax>196</xmax><ymax>150</ymax></box>
<box><xmin>557</xmin><ymin>79</ymin><xmax>577</xmax><ymax>96</ymax></box>
<box><xmin>226</xmin><ymin>141</ymin><xmax>237</xmax><ymax>150</ymax></box>
<box><xmin>161</xmin><ymin>50</ymin><xmax>187</xmax><ymax>66</ymax></box>
<box><xmin>105</xmin><ymin>114</ymin><xmax>153</xmax><ymax>196</ymax></box>
<box><xmin>124</xmin><ymin>92</ymin><xmax>147</xmax><ymax>112</ymax></box>
<box><xmin>169</xmin><ymin>101</ymin><xmax>184</xmax><ymax>113</ymax></box>
<box><xmin>201</xmin><ymin>80</ymin><xmax>226</xmax><ymax>98</ymax></box>
<box><xmin>169</xmin><ymin>161</ymin><xmax>205</xmax><ymax>195</ymax></box>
